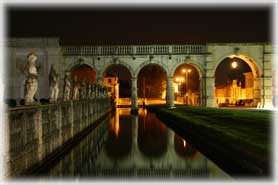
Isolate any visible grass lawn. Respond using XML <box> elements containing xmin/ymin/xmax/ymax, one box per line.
<box><xmin>148</xmin><ymin>105</ymin><xmax>272</xmax><ymax>177</ymax></box>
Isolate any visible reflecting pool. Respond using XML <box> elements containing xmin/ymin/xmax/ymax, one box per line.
<box><xmin>45</xmin><ymin>108</ymin><xmax>230</xmax><ymax>179</ymax></box>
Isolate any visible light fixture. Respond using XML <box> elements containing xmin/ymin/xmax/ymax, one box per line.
<box><xmin>231</xmin><ymin>61</ymin><xmax>238</xmax><ymax>69</ymax></box>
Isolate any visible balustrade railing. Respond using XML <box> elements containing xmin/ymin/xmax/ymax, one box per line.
<box><xmin>62</xmin><ymin>44</ymin><xmax>207</xmax><ymax>56</ymax></box>
<box><xmin>6</xmin><ymin>97</ymin><xmax>112</xmax><ymax>177</ymax></box>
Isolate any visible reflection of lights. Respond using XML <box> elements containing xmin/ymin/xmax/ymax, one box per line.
<box><xmin>183</xmin><ymin>139</ymin><xmax>186</xmax><ymax>147</ymax></box>
<box><xmin>114</xmin><ymin>108</ymin><xmax>119</xmax><ymax>137</ymax></box>
<box><xmin>144</xmin><ymin>109</ymin><xmax>147</xmax><ymax>115</ymax></box>
<box><xmin>231</xmin><ymin>61</ymin><xmax>238</xmax><ymax>69</ymax></box>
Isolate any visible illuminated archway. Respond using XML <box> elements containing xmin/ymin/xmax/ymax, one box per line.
<box><xmin>173</xmin><ymin>64</ymin><xmax>201</xmax><ymax>105</ymax></box>
<box><xmin>70</xmin><ymin>64</ymin><xmax>97</xmax><ymax>84</ymax></box>
<box><xmin>137</xmin><ymin>64</ymin><xmax>167</xmax><ymax>104</ymax></box>
<box><xmin>103</xmin><ymin>64</ymin><xmax>132</xmax><ymax>98</ymax></box>
<box><xmin>214</xmin><ymin>55</ymin><xmax>261</xmax><ymax>107</ymax></box>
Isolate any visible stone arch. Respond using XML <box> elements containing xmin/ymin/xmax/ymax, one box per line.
<box><xmin>135</xmin><ymin>60</ymin><xmax>169</xmax><ymax>77</ymax></box>
<box><xmin>213</xmin><ymin>54</ymin><xmax>261</xmax><ymax>79</ymax></box>
<box><xmin>70</xmin><ymin>62</ymin><xmax>97</xmax><ymax>84</ymax></box>
<box><xmin>170</xmin><ymin>61</ymin><xmax>205</xmax><ymax>80</ymax></box>
<box><xmin>102</xmin><ymin>59</ymin><xmax>135</xmax><ymax>78</ymax></box>
<box><xmin>67</xmin><ymin>59</ymin><xmax>96</xmax><ymax>73</ymax></box>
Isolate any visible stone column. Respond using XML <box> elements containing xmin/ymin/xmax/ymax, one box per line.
<box><xmin>166</xmin><ymin>76</ymin><xmax>175</xmax><ymax>108</ymax></box>
<box><xmin>261</xmin><ymin>77</ymin><xmax>273</xmax><ymax>108</ymax></box>
<box><xmin>260</xmin><ymin>51</ymin><xmax>273</xmax><ymax>108</ymax></box>
<box><xmin>97</xmin><ymin>77</ymin><xmax>103</xmax><ymax>86</ymax></box>
<box><xmin>205</xmin><ymin>77</ymin><xmax>217</xmax><ymax>107</ymax></box>
<box><xmin>131</xmin><ymin>78</ymin><xmax>138</xmax><ymax>110</ymax></box>
<box><xmin>199</xmin><ymin>77</ymin><xmax>206</xmax><ymax>106</ymax></box>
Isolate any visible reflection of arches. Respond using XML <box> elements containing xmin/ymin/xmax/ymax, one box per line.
<box><xmin>137</xmin><ymin>64</ymin><xmax>167</xmax><ymax>99</ymax></box>
<box><xmin>138</xmin><ymin>112</ymin><xmax>168</xmax><ymax>158</ymax></box>
<box><xmin>214</xmin><ymin>54</ymin><xmax>261</xmax><ymax>107</ymax></box>
<box><xmin>70</xmin><ymin>63</ymin><xmax>96</xmax><ymax>84</ymax></box>
<box><xmin>105</xmin><ymin>114</ymin><xmax>132</xmax><ymax>160</ymax></box>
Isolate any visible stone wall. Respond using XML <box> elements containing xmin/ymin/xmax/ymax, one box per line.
<box><xmin>4</xmin><ymin>97</ymin><xmax>111</xmax><ymax>177</ymax></box>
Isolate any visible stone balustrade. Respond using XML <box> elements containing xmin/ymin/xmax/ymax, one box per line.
<box><xmin>62</xmin><ymin>44</ymin><xmax>208</xmax><ymax>56</ymax></box>
<box><xmin>5</xmin><ymin>97</ymin><xmax>112</xmax><ymax>177</ymax></box>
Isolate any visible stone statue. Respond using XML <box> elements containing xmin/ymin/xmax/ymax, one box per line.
<box><xmin>96</xmin><ymin>84</ymin><xmax>99</xmax><ymax>98</ymax></box>
<box><xmin>63</xmin><ymin>71</ymin><xmax>71</xmax><ymax>101</ymax></box>
<box><xmin>80</xmin><ymin>79</ymin><xmax>87</xmax><ymax>99</ymax></box>
<box><xmin>73</xmin><ymin>76</ymin><xmax>79</xmax><ymax>100</ymax></box>
<box><xmin>23</xmin><ymin>52</ymin><xmax>39</xmax><ymax>105</ymax></box>
<box><xmin>87</xmin><ymin>83</ymin><xmax>92</xmax><ymax>99</ymax></box>
<box><xmin>49</xmin><ymin>64</ymin><xmax>59</xmax><ymax>103</ymax></box>
<box><xmin>91</xmin><ymin>84</ymin><xmax>96</xmax><ymax>99</ymax></box>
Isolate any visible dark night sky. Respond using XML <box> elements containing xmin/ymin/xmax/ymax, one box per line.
<box><xmin>7</xmin><ymin>6</ymin><xmax>271</xmax><ymax>45</ymax></box>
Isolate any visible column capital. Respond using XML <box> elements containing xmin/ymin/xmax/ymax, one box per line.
<box><xmin>131</xmin><ymin>77</ymin><xmax>137</xmax><ymax>81</ymax></box>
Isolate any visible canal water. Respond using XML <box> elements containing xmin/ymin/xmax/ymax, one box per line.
<box><xmin>44</xmin><ymin>108</ymin><xmax>230</xmax><ymax>179</ymax></box>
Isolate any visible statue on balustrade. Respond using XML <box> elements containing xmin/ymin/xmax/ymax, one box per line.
<box><xmin>87</xmin><ymin>83</ymin><xmax>92</xmax><ymax>99</ymax></box>
<box><xmin>95</xmin><ymin>85</ymin><xmax>98</xmax><ymax>98</ymax></box>
<box><xmin>91</xmin><ymin>84</ymin><xmax>96</xmax><ymax>99</ymax></box>
<box><xmin>49</xmin><ymin>64</ymin><xmax>59</xmax><ymax>103</ymax></box>
<box><xmin>80</xmin><ymin>79</ymin><xmax>87</xmax><ymax>99</ymax></box>
<box><xmin>63</xmin><ymin>71</ymin><xmax>71</xmax><ymax>101</ymax></box>
<box><xmin>73</xmin><ymin>76</ymin><xmax>79</xmax><ymax>100</ymax></box>
<box><xmin>104</xmin><ymin>87</ymin><xmax>108</xmax><ymax>97</ymax></box>
<box><xmin>23</xmin><ymin>52</ymin><xmax>39</xmax><ymax>105</ymax></box>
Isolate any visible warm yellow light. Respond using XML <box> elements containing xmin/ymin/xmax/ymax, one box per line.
<box><xmin>183</xmin><ymin>139</ymin><xmax>186</xmax><ymax>147</ymax></box>
<box><xmin>176</xmin><ymin>77</ymin><xmax>180</xmax><ymax>82</ymax></box>
<box><xmin>231</xmin><ymin>61</ymin><xmax>238</xmax><ymax>69</ymax></box>
<box><xmin>182</xmin><ymin>68</ymin><xmax>192</xmax><ymax>73</ymax></box>
<box><xmin>180</xmin><ymin>77</ymin><xmax>184</xmax><ymax>82</ymax></box>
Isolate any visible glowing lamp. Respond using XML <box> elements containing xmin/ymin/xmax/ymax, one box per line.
<box><xmin>231</xmin><ymin>61</ymin><xmax>238</xmax><ymax>69</ymax></box>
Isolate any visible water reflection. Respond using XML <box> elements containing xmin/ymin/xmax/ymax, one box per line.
<box><xmin>46</xmin><ymin>108</ymin><xmax>230</xmax><ymax>179</ymax></box>
<box><xmin>105</xmin><ymin>108</ymin><xmax>132</xmax><ymax>159</ymax></box>
<box><xmin>174</xmin><ymin>134</ymin><xmax>200</xmax><ymax>159</ymax></box>
<box><xmin>138</xmin><ymin>109</ymin><xmax>168</xmax><ymax>158</ymax></box>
